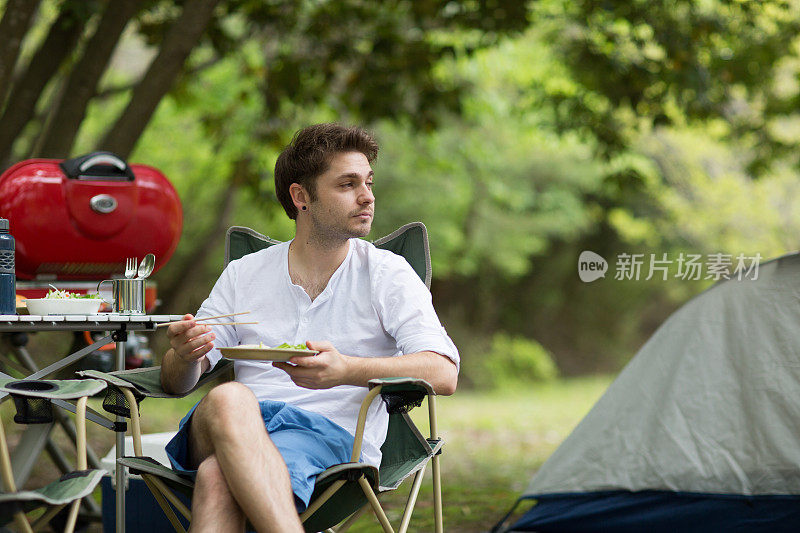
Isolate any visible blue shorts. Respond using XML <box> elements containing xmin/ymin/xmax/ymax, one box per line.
<box><xmin>165</xmin><ymin>398</ymin><xmax>356</xmax><ymax>511</ymax></box>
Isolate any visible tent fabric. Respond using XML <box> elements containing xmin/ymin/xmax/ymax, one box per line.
<box><xmin>511</xmin><ymin>252</ymin><xmax>800</xmax><ymax>530</ymax></box>
<box><xmin>511</xmin><ymin>491</ymin><xmax>800</xmax><ymax>532</ymax></box>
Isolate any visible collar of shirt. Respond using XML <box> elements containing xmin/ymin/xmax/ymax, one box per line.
<box><xmin>284</xmin><ymin>238</ymin><xmax>355</xmax><ymax>309</ymax></box>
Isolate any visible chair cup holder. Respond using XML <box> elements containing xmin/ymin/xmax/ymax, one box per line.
<box><xmin>7</xmin><ymin>380</ymin><xmax>58</xmax><ymax>424</ymax></box>
<box><xmin>102</xmin><ymin>387</ymin><xmax>137</xmax><ymax>418</ymax></box>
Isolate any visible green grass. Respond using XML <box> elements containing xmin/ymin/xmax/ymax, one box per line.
<box><xmin>6</xmin><ymin>375</ymin><xmax>613</xmax><ymax>531</ymax></box>
<box><xmin>347</xmin><ymin>375</ymin><xmax>613</xmax><ymax>532</ymax></box>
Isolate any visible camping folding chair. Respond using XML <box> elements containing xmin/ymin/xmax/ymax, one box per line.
<box><xmin>80</xmin><ymin>222</ymin><xmax>446</xmax><ymax>532</ymax></box>
<box><xmin>0</xmin><ymin>378</ymin><xmax>107</xmax><ymax>533</ymax></box>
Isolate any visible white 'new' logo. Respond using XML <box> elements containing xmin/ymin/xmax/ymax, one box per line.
<box><xmin>578</xmin><ymin>251</ymin><xmax>608</xmax><ymax>282</ymax></box>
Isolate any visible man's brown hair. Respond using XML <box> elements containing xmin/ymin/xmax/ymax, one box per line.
<box><xmin>274</xmin><ymin>123</ymin><xmax>379</xmax><ymax>219</ymax></box>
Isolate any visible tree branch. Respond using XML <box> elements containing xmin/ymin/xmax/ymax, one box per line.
<box><xmin>98</xmin><ymin>0</ymin><xmax>222</xmax><ymax>158</ymax></box>
<box><xmin>0</xmin><ymin>3</ymin><xmax>92</xmax><ymax>166</ymax></box>
<box><xmin>156</xmin><ymin>159</ymin><xmax>247</xmax><ymax>315</ymax></box>
<box><xmin>37</xmin><ymin>0</ymin><xmax>144</xmax><ymax>158</ymax></box>
<box><xmin>0</xmin><ymin>0</ymin><xmax>42</xmax><ymax>108</ymax></box>
<box><xmin>92</xmin><ymin>55</ymin><xmax>223</xmax><ymax>100</ymax></box>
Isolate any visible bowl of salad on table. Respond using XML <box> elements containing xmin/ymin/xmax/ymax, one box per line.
<box><xmin>24</xmin><ymin>288</ymin><xmax>103</xmax><ymax>315</ymax></box>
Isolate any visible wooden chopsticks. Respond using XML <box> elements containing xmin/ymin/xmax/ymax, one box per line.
<box><xmin>192</xmin><ymin>322</ymin><xmax>258</xmax><ymax>327</ymax></box>
<box><xmin>155</xmin><ymin>311</ymin><xmax>257</xmax><ymax>328</ymax></box>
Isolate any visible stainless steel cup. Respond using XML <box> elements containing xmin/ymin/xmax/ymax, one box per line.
<box><xmin>97</xmin><ymin>278</ymin><xmax>145</xmax><ymax>314</ymax></box>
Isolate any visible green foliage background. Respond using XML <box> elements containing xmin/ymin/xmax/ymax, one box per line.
<box><xmin>134</xmin><ymin>1</ymin><xmax>800</xmax><ymax>379</ymax></box>
<box><xmin>8</xmin><ymin>3</ymin><xmax>800</xmax><ymax>528</ymax></box>
<box><xmin>9</xmin><ymin>0</ymin><xmax>800</xmax><ymax>381</ymax></box>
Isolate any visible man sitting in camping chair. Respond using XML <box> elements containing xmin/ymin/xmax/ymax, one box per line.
<box><xmin>160</xmin><ymin>123</ymin><xmax>459</xmax><ymax>532</ymax></box>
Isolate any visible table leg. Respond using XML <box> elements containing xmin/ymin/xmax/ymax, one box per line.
<box><xmin>5</xmin><ymin>341</ymin><xmax>38</xmax><ymax>376</ymax></box>
<box><xmin>7</xmin><ymin>336</ymin><xmax>113</xmax><ymax>384</ymax></box>
<box><xmin>9</xmin><ymin>422</ymin><xmax>53</xmax><ymax>486</ymax></box>
<box><xmin>115</xmin><ymin>338</ymin><xmax>126</xmax><ymax>533</ymax></box>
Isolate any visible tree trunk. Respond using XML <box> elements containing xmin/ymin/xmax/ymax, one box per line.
<box><xmin>37</xmin><ymin>0</ymin><xmax>144</xmax><ymax>158</ymax></box>
<box><xmin>150</xmin><ymin>157</ymin><xmax>252</xmax><ymax>359</ymax></box>
<box><xmin>157</xmin><ymin>165</ymin><xmax>243</xmax><ymax>315</ymax></box>
<box><xmin>98</xmin><ymin>0</ymin><xmax>221</xmax><ymax>158</ymax></box>
<box><xmin>0</xmin><ymin>0</ymin><xmax>42</xmax><ymax>108</ymax></box>
<box><xmin>0</xmin><ymin>4</ymin><xmax>91</xmax><ymax>166</ymax></box>
<box><xmin>93</xmin><ymin>55</ymin><xmax>222</xmax><ymax>101</ymax></box>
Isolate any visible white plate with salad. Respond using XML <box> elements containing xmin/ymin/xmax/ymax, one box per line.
<box><xmin>219</xmin><ymin>342</ymin><xmax>318</xmax><ymax>361</ymax></box>
<box><xmin>24</xmin><ymin>288</ymin><xmax>103</xmax><ymax>315</ymax></box>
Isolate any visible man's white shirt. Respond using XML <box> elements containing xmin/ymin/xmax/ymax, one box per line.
<box><xmin>199</xmin><ymin>237</ymin><xmax>459</xmax><ymax>467</ymax></box>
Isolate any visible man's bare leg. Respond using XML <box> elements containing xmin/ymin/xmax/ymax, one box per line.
<box><xmin>190</xmin><ymin>455</ymin><xmax>246</xmax><ymax>533</ymax></box>
<box><xmin>188</xmin><ymin>382</ymin><xmax>303</xmax><ymax>532</ymax></box>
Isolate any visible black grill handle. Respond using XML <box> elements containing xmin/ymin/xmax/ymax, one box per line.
<box><xmin>60</xmin><ymin>151</ymin><xmax>135</xmax><ymax>181</ymax></box>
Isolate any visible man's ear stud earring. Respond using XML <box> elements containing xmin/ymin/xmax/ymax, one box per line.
<box><xmin>301</xmin><ymin>206</ymin><xmax>307</xmax><ymax>211</ymax></box>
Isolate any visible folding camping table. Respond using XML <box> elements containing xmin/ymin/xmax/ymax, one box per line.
<box><xmin>0</xmin><ymin>313</ymin><xmax>182</xmax><ymax>533</ymax></box>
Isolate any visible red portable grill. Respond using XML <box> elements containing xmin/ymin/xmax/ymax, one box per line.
<box><xmin>0</xmin><ymin>151</ymin><xmax>183</xmax><ymax>369</ymax></box>
<box><xmin>1</xmin><ymin>151</ymin><xmax>182</xmax><ymax>284</ymax></box>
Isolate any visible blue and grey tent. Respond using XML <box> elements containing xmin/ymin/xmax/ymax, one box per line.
<box><xmin>496</xmin><ymin>252</ymin><xmax>800</xmax><ymax>532</ymax></box>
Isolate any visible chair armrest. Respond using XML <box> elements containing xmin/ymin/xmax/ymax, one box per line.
<box><xmin>78</xmin><ymin>369</ymin><xmax>147</xmax><ymax>395</ymax></box>
<box><xmin>350</xmin><ymin>378</ymin><xmax>436</xmax><ymax>462</ymax></box>
<box><xmin>77</xmin><ymin>359</ymin><xmax>234</xmax><ymax>400</ymax></box>
<box><xmin>78</xmin><ymin>360</ymin><xmax>232</xmax><ymax>420</ymax></box>
<box><xmin>368</xmin><ymin>377</ymin><xmax>434</xmax><ymax>415</ymax></box>
<box><xmin>0</xmin><ymin>378</ymin><xmax>106</xmax><ymax>400</ymax></box>
<box><xmin>368</xmin><ymin>377</ymin><xmax>435</xmax><ymax>395</ymax></box>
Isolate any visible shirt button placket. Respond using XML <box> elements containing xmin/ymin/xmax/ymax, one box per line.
<box><xmin>296</xmin><ymin>313</ymin><xmax>309</xmax><ymax>342</ymax></box>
